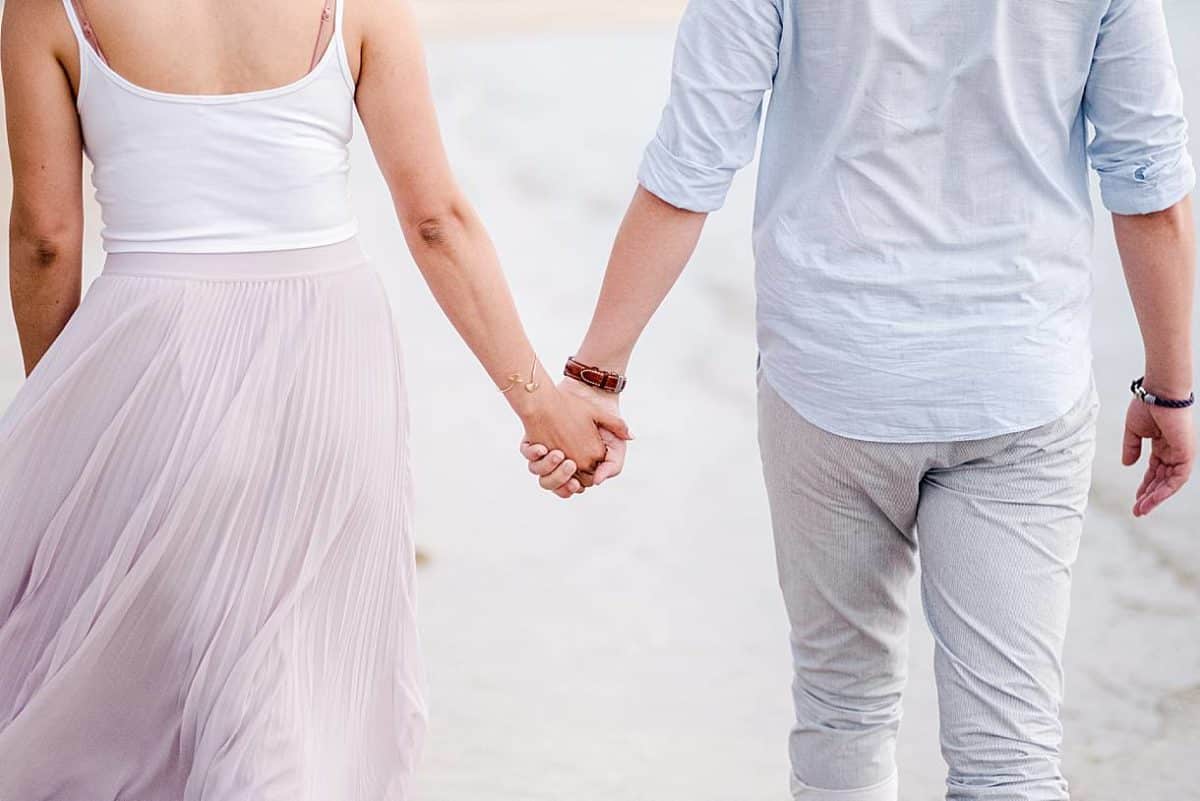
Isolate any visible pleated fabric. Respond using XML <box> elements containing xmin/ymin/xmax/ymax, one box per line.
<box><xmin>0</xmin><ymin>238</ymin><xmax>426</xmax><ymax>800</ymax></box>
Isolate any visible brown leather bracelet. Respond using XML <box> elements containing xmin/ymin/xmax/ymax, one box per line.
<box><xmin>563</xmin><ymin>357</ymin><xmax>627</xmax><ymax>394</ymax></box>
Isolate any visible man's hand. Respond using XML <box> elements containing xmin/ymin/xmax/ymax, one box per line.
<box><xmin>1122</xmin><ymin>399</ymin><xmax>1195</xmax><ymax>517</ymax></box>
<box><xmin>520</xmin><ymin>379</ymin><xmax>632</xmax><ymax>499</ymax></box>
<box><xmin>517</xmin><ymin>383</ymin><xmax>629</xmax><ymax>497</ymax></box>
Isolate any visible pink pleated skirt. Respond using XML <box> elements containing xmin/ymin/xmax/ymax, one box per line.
<box><xmin>0</xmin><ymin>238</ymin><xmax>426</xmax><ymax>800</ymax></box>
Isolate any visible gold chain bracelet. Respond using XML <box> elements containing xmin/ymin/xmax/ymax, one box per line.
<box><xmin>498</xmin><ymin>355</ymin><xmax>541</xmax><ymax>394</ymax></box>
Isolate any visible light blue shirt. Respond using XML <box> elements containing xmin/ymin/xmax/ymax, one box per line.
<box><xmin>639</xmin><ymin>0</ymin><xmax>1195</xmax><ymax>442</ymax></box>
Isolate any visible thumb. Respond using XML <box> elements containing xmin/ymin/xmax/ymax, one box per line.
<box><xmin>595</xmin><ymin>411</ymin><xmax>633</xmax><ymax>441</ymax></box>
<box><xmin>1122</xmin><ymin>427</ymin><xmax>1143</xmax><ymax>467</ymax></box>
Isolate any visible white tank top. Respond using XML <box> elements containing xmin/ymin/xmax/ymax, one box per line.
<box><xmin>61</xmin><ymin>0</ymin><xmax>358</xmax><ymax>254</ymax></box>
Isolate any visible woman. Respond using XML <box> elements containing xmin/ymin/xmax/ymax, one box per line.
<box><xmin>0</xmin><ymin>0</ymin><xmax>626</xmax><ymax>797</ymax></box>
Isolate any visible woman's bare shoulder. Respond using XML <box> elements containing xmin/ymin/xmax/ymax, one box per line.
<box><xmin>1</xmin><ymin>0</ymin><xmax>77</xmax><ymax>68</ymax></box>
<box><xmin>353</xmin><ymin>0</ymin><xmax>424</xmax><ymax>44</ymax></box>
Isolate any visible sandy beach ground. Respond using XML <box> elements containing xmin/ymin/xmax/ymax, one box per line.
<box><xmin>1</xmin><ymin>2</ymin><xmax>1198</xmax><ymax>799</ymax></box>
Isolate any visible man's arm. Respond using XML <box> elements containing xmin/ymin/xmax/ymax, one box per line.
<box><xmin>1115</xmin><ymin>199</ymin><xmax>1195</xmax><ymax>401</ymax></box>
<box><xmin>576</xmin><ymin>0</ymin><xmax>783</xmax><ymax>371</ymax></box>
<box><xmin>1084</xmin><ymin>0</ymin><xmax>1197</xmax><ymax>515</ymax></box>
<box><xmin>572</xmin><ymin>187</ymin><xmax>706</xmax><ymax>373</ymax></box>
<box><xmin>1113</xmin><ymin>198</ymin><xmax>1195</xmax><ymax>517</ymax></box>
<box><xmin>525</xmin><ymin>0</ymin><xmax>783</xmax><ymax>492</ymax></box>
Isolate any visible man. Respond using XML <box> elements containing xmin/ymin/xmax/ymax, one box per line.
<box><xmin>523</xmin><ymin>0</ymin><xmax>1195</xmax><ymax>798</ymax></box>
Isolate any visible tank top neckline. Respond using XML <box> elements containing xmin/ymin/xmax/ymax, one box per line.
<box><xmin>63</xmin><ymin>0</ymin><xmax>352</xmax><ymax>106</ymax></box>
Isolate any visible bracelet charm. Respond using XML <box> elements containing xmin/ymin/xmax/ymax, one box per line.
<box><xmin>499</xmin><ymin>355</ymin><xmax>541</xmax><ymax>394</ymax></box>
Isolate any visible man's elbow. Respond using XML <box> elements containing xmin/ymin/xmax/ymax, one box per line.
<box><xmin>1114</xmin><ymin>194</ymin><xmax>1194</xmax><ymax>235</ymax></box>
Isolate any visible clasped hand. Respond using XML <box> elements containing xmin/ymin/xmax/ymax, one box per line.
<box><xmin>519</xmin><ymin>380</ymin><xmax>631</xmax><ymax>499</ymax></box>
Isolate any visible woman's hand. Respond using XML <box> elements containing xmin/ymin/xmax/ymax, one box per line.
<box><xmin>519</xmin><ymin>443</ymin><xmax>585</xmax><ymax>498</ymax></box>
<box><xmin>520</xmin><ymin>380</ymin><xmax>632</xmax><ymax>499</ymax></box>
<box><xmin>515</xmin><ymin>383</ymin><xmax>630</xmax><ymax>496</ymax></box>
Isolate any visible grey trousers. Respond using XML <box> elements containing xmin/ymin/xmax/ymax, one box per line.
<box><xmin>757</xmin><ymin>372</ymin><xmax>1099</xmax><ymax>801</ymax></box>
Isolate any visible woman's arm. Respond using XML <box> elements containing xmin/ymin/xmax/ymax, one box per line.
<box><xmin>2</xmin><ymin>0</ymin><xmax>86</xmax><ymax>377</ymax></box>
<box><xmin>351</xmin><ymin>0</ymin><xmax>624</xmax><ymax>484</ymax></box>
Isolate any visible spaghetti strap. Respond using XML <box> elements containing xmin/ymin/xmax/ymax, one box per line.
<box><xmin>64</xmin><ymin>0</ymin><xmax>109</xmax><ymax>65</ymax></box>
<box><xmin>309</xmin><ymin>0</ymin><xmax>336</xmax><ymax>71</ymax></box>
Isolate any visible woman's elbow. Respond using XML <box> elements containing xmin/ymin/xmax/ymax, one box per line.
<box><xmin>414</xmin><ymin>215</ymin><xmax>454</xmax><ymax>248</ymax></box>
<box><xmin>10</xmin><ymin>208</ymin><xmax>81</xmax><ymax>270</ymax></box>
<box><xmin>399</xmin><ymin>199</ymin><xmax>474</xmax><ymax>252</ymax></box>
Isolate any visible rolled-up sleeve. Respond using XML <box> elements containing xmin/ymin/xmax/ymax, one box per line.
<box><xmin>637</xmin><ymin>0</ymin><xmax>783</xmax><ymax>213</ymax></box>
<box><xmin>1083</xmin><ymin>0</ymin><xmax>1195</xmax><ymax>215</ymax></box>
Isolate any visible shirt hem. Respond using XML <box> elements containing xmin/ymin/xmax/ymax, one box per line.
<box><xmin>758</xmin><ymin>360</ymin><xmax>1095</xmax><ymax>445</ymax></box>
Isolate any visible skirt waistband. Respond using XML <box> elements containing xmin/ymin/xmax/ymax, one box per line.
<box><xmin>102</xmin><ymin>237</ymin><xmax>370</xmax><ymax>281</ymax></box>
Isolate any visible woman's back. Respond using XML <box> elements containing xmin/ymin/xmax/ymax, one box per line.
<box><xmin>63</xmin><ymin>0</ymin><xmax>354</xmax><ymax>98</ymax></box>
<box><xmin>62</xmin><ymin>0</ymin><xmax>360</xmax><ymax>253</ymax></box>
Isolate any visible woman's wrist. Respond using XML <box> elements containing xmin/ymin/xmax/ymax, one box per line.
<box><xmin>504</xmin><ymin>369</ymin><xmax>559</xmax><ymax>422</ymax></box>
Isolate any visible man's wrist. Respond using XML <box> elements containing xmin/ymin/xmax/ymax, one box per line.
<box><xmin>559</xmin><ymin>375</ymin><xmax>620</xmax><ymax>409</ymax></box>
<box><xmin>563</xmin><ymin>356</ymin><xmax>627</xmax><ymax>394</ymax></box>
<box><xmin>573</xmin><ymin>344</ymin><xmax>631</xmax><ymax>375</ymax></box>
<box><xmin>1142</xmin><ymin>372</ymin><xmax>1194</xmax><ymax>402</ymax></box>
<box><xmin>1133</xmin><ymin>376</ymin><xmax>1195</xmax><ymax>409</ymax></box>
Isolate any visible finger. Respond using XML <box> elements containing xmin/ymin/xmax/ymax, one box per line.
<box><xmin>1137</xmin><ymin>459</ymin><xmax>1191</xmax><ymax>516</ymax></box>
<box><xmin>529</xmin><ymin>452</ymin><xmax>566</xmax><ymax>477</ymax></box>
<box><xmin>1122</xmin><ymin>428</ymin><xmax>1143</xmax><ymax>466</ymax></box>
<box><xmin>1135</xmin><ymin>479</ymin><xmax>1162</xmax><ymax>517</ymax></box>
<box><xmin>575</xmin><ymin>469</ymin><xmax>597</xmax><ymax>489</ymax></box>
<box><xmin>593</xmin><ymin>460</ymin><xmax>619</xmax><ymax>485</ymax></box>
<box><xmin>596</xmin><ymin>412</ymin><xmax>634</xmax><ymax>441</ymax></box>
<box><xmin>593</xmin><ymin>434</ymin><xmax>626</xmax><ymax>486</ymax></box>
<box><xmin>1136</xmin><ymin>457</ymin><xmax>1162</xmax><ymax>501</ymax></box>
<box><xmin>557</xmin><ymin>474</ymin><xmax>587</xmax><ymax>498</ymax></box>
<box><xmin>527</xmin><ymin>450</ymin><xmax>566</xmax><ymax>478</ymax></box>
<box><xmin>1137</xmin><ymin>472</ymin><xmax>1186</xmax><ymax>516</ymax></box>
<box><xmin>520</xmin><ymin>442</ymin><xmax>550</xmax><ymax>461</ymax></box>
<box><xmin>540</xmin><ymin>459</ymin><xmax>578</xmax><ymax>491</ymax></box>
<box><xmin>1135</xmin><ymin>461</ymin><xmax>1170</xmax><ymax>516</ymax></box>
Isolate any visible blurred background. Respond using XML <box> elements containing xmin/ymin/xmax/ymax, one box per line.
<box><xmin>1</xmin><ymin>1</ymin><xmax>1197</xmax><ymax>799</ymax></box>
